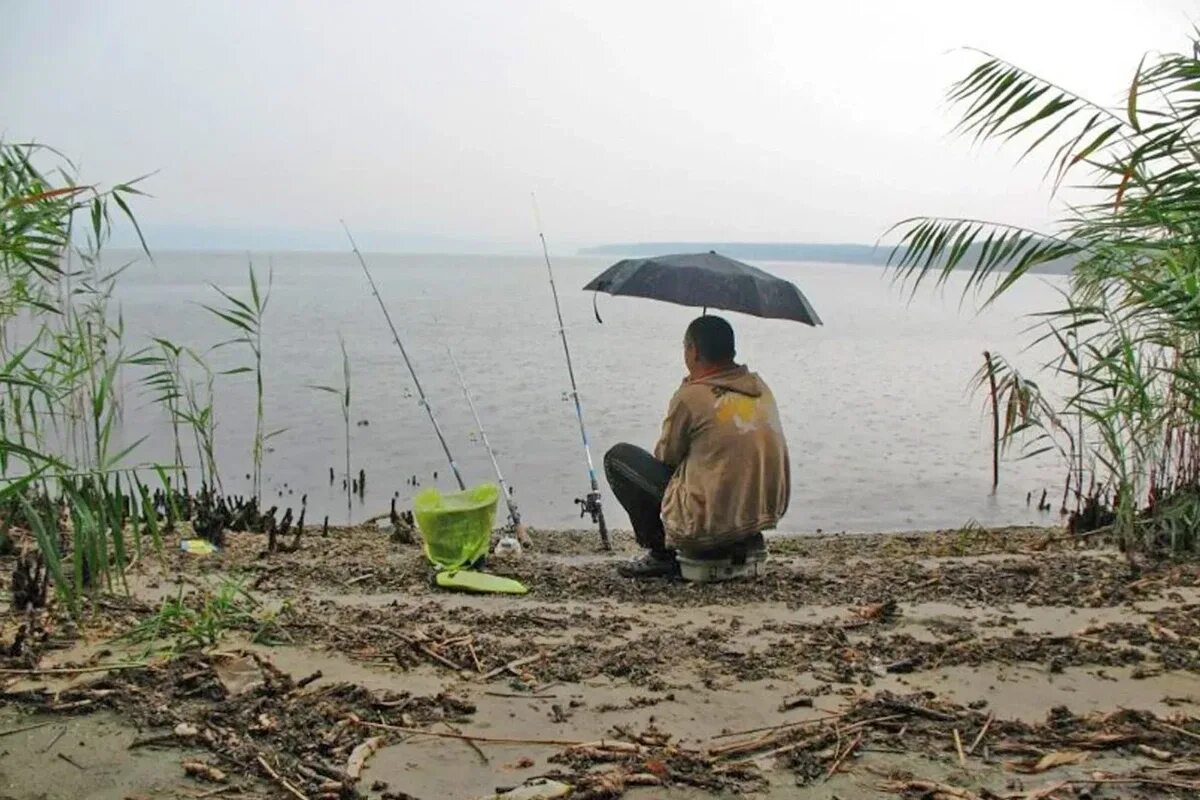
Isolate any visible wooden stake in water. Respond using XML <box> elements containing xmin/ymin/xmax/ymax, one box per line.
<box><xmin>342</xmin><ymin>222</ymin><xmax>466</xmax><ymax>491</ymax></box>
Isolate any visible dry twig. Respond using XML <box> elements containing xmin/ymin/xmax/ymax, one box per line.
<box><xmin>482</xmin><ymin>652</ymin><xmax>545</xmax><ymax>680</ymax></box>
<box><xmin>1156</xmin><ymin>720</ymin><xmax>1200</xmax><ymax>744</ymax></box>
<box><xmin>354</xmin><ymin>717</ymin><xmax>588</xmax><ymax>747</ymax></box>
<box><xmin>824</xmin><ymin>732</ymin><xmax>863</xmax><ymax>781</ymax></box>
<box><xmin>0</xmin><ymin>721</ymin><xmax>52</xmax><ymax>738</ymax></box>
<box><xmin>967</xmin><ymin>713</ymin><xmax>994</xmax><ymax>755</ymax></box>
<box><xmin>0</xmin><ymin>662</ymin><xmax>147</xmax><ymax>676</ymax></box>
<box><xmin>256</xmin><ymin>754</ymin><xmax>308</xmax><ymax>800</ymax></box>
<box><xmin>880</xmin><ymin>778</ymin><xmax>982</xmax><ymax>799</ymax></box>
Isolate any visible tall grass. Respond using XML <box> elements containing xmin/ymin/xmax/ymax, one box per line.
<box><xmin>138</xmin><ymin>339</ymin><xmax>221</xmax><ymax>492</ymax></box>
<box><xmin>309</xmin><ymin>335</ymin><xmax>352</xmax><ymax>524</ymax></box>
<box><xmin>0</xmin><ymin>140</ymin><xmax>174</xmax><ymax>613</ymax></box>
<box><xmin>2</xmin><ymin>143</ymin><xmax>373</xmax><ymax>616</ymax></box>
<box><xmin>889</xmin><ymin>37</ymin><xmax>1200</xmax><ymax>555</ymax></box>
<box><xmin>204</xmin><ymin>262</ymin><xmax>278</xmax><ymax>504</ymax></box>
<box><xmin>140</xmin><ymin>339</ymin><xmax>187</xmax><ymax>474</ymax></box>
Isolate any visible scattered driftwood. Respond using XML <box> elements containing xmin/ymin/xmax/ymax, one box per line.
<box><xmin>397</xmin><ymin>631</ymin><xmax>465</xmax><ymax>672</ymax></box>
<box><xmin>482</xmin><ymin>652</ymin><xmax>546</xmax><ymax>680</ymax></box>
<box><xmin>56</xmin><ymin>752</ymin><xmax>86</xmax><ymax>770</ymax></box>
<box><xmin>1157</xmin><ymin>720</ymin><xmax>1200</xmax><ymax>743</ymax></box>
<box><xmin>777</xmin><ymin>695</ymin><xmax>815</xmax><ymax>712</ymax></box>
<box><xmin>714</xmin><ymin>714</ymin><xmax>900</xmax><ymax>762</ymax></box>
<box><xmin>967</xmin><ymin>712</ymin><xmax>993</xmax><ymax>754</ymax></box>
<box><xmin>0</xmin><ymin>661</ymin><xmax>147</xmax><ymax>676</ymax></box>
<box><xmin>855</xmin><ymin>599</ymin><xmax>899</xmax><ymax>622</ymax></box>
<box><xmin>344</xmin><ymin>736</ymin><xmax>383</xmax><ymax>780</ymax></box>
<box><xmin>709</xmin><ymin>712</ymin><xmax>845</xmax><ymax>744</ymax></box>
<box><xmin>353</xmin><ymin>717</ymin><xmax>586</xmax><ymax>747</ymax></box>
<box><xmin>183</xmin><ymin>759</ymin><xmax>229</xmax><ymax>784</ymax></box>
<box><xmin>824</xmin><ymin>732</ymin><xmax>862</xmax><ymax>780</ymax></box>
<box><xmin>881</xmin><ymin>778</ymin><xmax>982</xmax><ymax>799</ymax></box>
<box><xmin>883</xmin><ymin>773</ymin><xmax>1200</xmax><ymax>799</ymax></box>
<box><xmin>1007</xmin><ymin>749</ymin><xmax>1088</xmax><ymax>773</ymax></box>
<box><xmin>0</xmin><ymin>721</ymin><xmax>52</xmax><ymax>738</ymax></box>
<box><xmin>256</xmin><ymin>754</ymin><xmax>307</xmax><ymax>800</ymax></box>
<box><xmin>444</xmin><ymin>721</ymin><xmax>489</xmax><ymax>765</ymax></box>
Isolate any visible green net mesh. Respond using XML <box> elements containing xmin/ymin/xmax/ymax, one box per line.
<box><xmin>413</xmin><ymin>482</ymin><xmax>499</xmax><ymax>570</ymax></box>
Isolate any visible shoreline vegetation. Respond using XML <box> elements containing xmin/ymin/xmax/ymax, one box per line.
<box><xmin>3</xmin><ymin>29</ymin><xmax>1200</xmax><ymax>800</ymax></box>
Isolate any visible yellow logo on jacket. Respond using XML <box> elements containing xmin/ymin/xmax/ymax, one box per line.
<box><xmin>714</xmin><ymin>393</ymin><xmax>760</xmax><ymax>433</ymax></box>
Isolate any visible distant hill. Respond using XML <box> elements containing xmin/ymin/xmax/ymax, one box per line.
<box><xmin>580</xmin><ymin>242</ymin><xmax>890</xmax><ymax>264</ymax></box>
<box><xmin>579</xmin><ymin>242</ymin><xmax>1075</xmax><ymax>274</ymax></box>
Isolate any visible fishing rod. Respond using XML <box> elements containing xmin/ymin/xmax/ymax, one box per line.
<box><xmin>531</xmin><ymin>194</ymin><xmax>610</xmax><ymax>550</ymax></box>
<box><xmin>447</xmin><ymin>347</ymin><xmax>527</xmax><ymax>541</ymax></box>
<box><xmin>342</xmin><ymin>221</ymin><xmax>466</xmax><ymax>491</ymax></box>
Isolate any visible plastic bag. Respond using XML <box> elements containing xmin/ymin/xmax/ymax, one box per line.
<box><xmin>413</xmin><ymin>482</ymin><xmax>498</xmax><ymax>570</ymax></box>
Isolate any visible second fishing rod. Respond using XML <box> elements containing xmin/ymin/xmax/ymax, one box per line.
<box><xmin>533</xmin><ymin>195</ymin><xmax>610</xmax><ymax>550</ymax></box>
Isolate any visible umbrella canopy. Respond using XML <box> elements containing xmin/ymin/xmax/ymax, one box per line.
<box><xmin>582</xmin><ymin>251</ymin><xmax>822</xmax><ymax>326</ymax></box>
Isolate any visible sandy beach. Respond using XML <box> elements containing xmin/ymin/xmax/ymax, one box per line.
<box><xmin>3</xmin><ymin>525</ymin><xmax>1199</xmax><ymax>799</ymax></box>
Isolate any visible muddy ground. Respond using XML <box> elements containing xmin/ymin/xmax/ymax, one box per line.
<box><xmin>2</xmin><ymin>524</ymin><xmax>1200</xmax><ymax>799</ymax></box>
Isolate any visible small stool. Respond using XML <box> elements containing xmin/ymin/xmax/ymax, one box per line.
<box><xmin>676</xmin><ymin>533</ymin><xmax>768</xmax><ymax>583</ymax></box>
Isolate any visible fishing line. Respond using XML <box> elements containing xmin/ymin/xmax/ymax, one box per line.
<box><xmin>531</xmin><ymin>194</ymin><xmax>610</xmax><ymax>550</ymax></box>
<box><xmin>342</xmin><ymin>221</ymin><xmax>466</xmax><ymax>491</ymax></box>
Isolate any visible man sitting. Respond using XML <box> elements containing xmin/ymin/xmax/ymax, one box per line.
<box><xmin>604</xmin><ymin>315</ymin><xmax>790</xmax><ymax>578</ymax></box>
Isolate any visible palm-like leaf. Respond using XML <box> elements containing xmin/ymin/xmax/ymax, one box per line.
<box><xmin>892</xmin><ymin>37</ymin><xmax>1200</xmax><ymax>552</ymax></box>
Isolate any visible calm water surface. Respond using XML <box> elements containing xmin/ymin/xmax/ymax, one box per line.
<box><xmin>106</xmin><ymin>250</ymin><xmax>1068</xmax><ymax>534</ymax></box>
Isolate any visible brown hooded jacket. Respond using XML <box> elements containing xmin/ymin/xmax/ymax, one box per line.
<box><xmin>654</xmin><ymin>365</ymin><xmax>790</xmax><ymax>550</ymax></box>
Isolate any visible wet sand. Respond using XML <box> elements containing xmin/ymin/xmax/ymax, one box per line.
<box><xmin>2</xmin><ymin>525</ymin><xmax>1199</xmax><ymax>799</ymax></box>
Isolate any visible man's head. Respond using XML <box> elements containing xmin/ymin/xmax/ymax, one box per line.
<box><xmin>684</xmin><ymin>315</ymin><xmax>736</xmax><ymax>373</ymax></box>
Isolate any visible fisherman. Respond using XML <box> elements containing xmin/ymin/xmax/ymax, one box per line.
<box><xmin>604</xmin><ymin>315</ymin><xmax>790</xmax><ymax>578</ymax></box>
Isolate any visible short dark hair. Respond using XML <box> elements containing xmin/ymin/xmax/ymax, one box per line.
<box><xmin>685</xmin><ymin>315</ymin><xmax>735</xmax><ymax>363</ymax></box>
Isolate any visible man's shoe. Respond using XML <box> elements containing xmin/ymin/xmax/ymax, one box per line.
<box><xmin>617</xmin><ymin>550</ymin><xmax>678</xmax><ymax>579</ymax></box>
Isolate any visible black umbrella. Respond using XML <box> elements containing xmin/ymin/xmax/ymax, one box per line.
<box><xmin>582</xmin><ymin>251</ymin><xmax>822</xmax><ymax>326</ymax></box>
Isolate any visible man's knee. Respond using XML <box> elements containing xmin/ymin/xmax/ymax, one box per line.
<box><xmin>604</xmin><ymin>442</ymin><xmax>641</xmax><ymax>471</ymax></box>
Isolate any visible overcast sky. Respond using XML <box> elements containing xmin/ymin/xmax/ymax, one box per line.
<box><xmin>3</xmin><ymin>1</ymin><xmax>1195</xmax><ymax>252</ymax></box>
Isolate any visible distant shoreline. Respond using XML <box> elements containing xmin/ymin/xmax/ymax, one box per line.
<box><xmin>579</xmin><ymin>241</ymin><xmax>1076</xmax><ymax>274</ymax></box>
<box><xmin>579</xmin><ymin>241</ymin><xmax>890</xmax><ymax>264</ymax></box>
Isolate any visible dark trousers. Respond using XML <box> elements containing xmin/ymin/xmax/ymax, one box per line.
<box><xmin>604</xmin><ymin>443</ymin><xmax>674</xmax><ymax>553</ymax></box>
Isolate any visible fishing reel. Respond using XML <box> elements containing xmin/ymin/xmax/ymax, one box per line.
<box><xmin>575</xmin><ymin>491</ymin><xmax>611</xmax><ymax>550</ymax></box>
<box><xmin>575</xmin><ymin>491</ymin><xmax>602</xmax><ymax>522</ymax></box>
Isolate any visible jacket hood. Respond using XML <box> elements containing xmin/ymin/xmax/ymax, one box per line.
<box><xmin>690</xmin><ymin>365</ymin><xmax>763</xmax><ymax>398</ymax></box>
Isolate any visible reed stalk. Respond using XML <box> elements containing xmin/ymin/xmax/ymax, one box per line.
<box><xmin>204</xmin><ymin>261</ymin><xmax>277</xmax><ymax>504</ymax></box>
<box><xmin>309</xmin><ymin>335</ymin><xmax>352</xmax><ymax>524</ymax></box>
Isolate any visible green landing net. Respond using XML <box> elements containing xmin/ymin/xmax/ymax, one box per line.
<box><xmin>413</xmin><ymin>482</ymin><xmax>500</xmax><ymax>571</ymax></box>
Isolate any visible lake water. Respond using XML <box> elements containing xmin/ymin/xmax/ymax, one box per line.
<box><xmin>104</xmin><ymin>250</ymin><xmax>1069</xmax><ymax>534</ymax></box>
